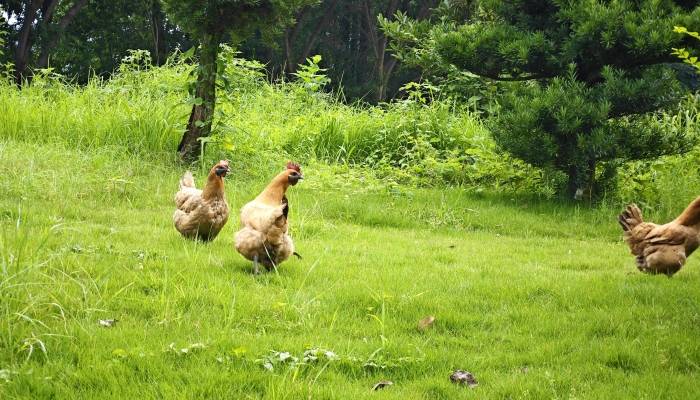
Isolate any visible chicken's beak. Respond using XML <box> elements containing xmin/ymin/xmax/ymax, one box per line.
<box><xmin>215</xmin><ymin>166</ymin><xmax>229</xmax><ymax>177</ymax></box>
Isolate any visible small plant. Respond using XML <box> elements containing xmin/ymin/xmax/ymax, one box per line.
<box><xmin>398</xmin><ymin>81</ymin><xmax>441</xmax><ymax>105</ymax></box>
<box><xmin>255</xmin><ymin>347</ymin><xmax>420</xmax><ymax>374</ymax></box>
<box><xmin>292</xmin><ymin>55</ymin><xmax>330</xmax><ymax>92</ymax></box>
<box><xmin>119</xmin><ymin>49</ymin><xmax>153</xmax><ymax>73</ymax></box>
<box><xmin>257</xmin><ymin>350</ymin><xmax>300</xmax><ymax>372</ymax></box>
<box><xmin>165</xmin><ymin>342</ymin><xmax>207</xmax><ymax>356</ymax></box>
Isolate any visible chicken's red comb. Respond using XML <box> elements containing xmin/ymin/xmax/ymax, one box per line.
<box><xmin>286</xmin><ymin>161</ymin><xmax>301</xmax><ymax>173</ymax></box>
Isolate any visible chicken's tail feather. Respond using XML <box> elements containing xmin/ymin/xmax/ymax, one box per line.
<box><xmin>180</xmin><ymin>171</ymin><xmax>196</xmax><ymax>190</ymax></box>
<box><xmin>618</xmin><ymin>203</ymin><xmax>644</xmax><ymax>232</ymax></box>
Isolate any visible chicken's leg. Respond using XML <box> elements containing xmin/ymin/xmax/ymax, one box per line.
<box><xmin>253</xmin><ymin>255</ymin><xmax>260</xmax><ymax>275</ymax></box>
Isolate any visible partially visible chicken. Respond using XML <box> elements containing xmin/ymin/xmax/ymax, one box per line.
<box><xmin>618</xmin><ymin>197</ymin><xmax>700</xmax><ymax>276</ymax></box>
<box><xmin>173</xmin><ymin>160</ymin><xmax>230</xmax><ymax>241</ymax></box>
<box><xmin>234</xmin><ymin>162</ymin><xmax>303</xmax><ymax>274</ymax></box>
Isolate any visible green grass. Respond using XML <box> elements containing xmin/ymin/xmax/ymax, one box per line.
<box><xmin>1</xmin><ymin>60</ymin><xmax>699</xmax><ymax>398</ymax></box>
<box><xmin>2</xmin><ymin>138</ymin><xmax>700</xmax><ymax>399</ymax></box>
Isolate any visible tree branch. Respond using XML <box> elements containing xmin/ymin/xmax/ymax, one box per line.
<box><xmin>284</xmin><ymin>6</ymin><xmax>310</xmax><ymax>73</ymax></box>
<box><xmin>15</xmin><ymin>0</ymin><xmax>41</xmax><ymax>83</ymax></box>
<box><xmin>41</xmin><ymin>0</ymin><xmax>61</xmax><ymax>24</ymax></box>
<box><xmin>56</xmin><ymin>0</ymin><xmax>88</xmax><ymax>30</ymax></box>
<box><xmin>299</xmin><ymin>0</ymin><xmax>340</xmax><ymax>63</ymax></box>
<box><xmin>36</xmin><ymin>0</ymin><xmax>89</xmax><ymax>68</ymax></box>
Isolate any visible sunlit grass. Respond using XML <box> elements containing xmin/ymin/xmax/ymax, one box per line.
<box><xmin>0</xmin><ymin>59</ymin><xmax>699</xmax><ymax>398</ymax></box>
<box><xmin>1</xmin><ymin>139</ymin><xmax>699</xmax><ymax>399</ymax></box>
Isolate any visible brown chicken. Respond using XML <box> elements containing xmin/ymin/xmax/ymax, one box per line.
<box><xmin>618</xmin><ymin>197</ymin><xmax>700</xmax><ymax>276</ymax></box>
<box><xmin>173</xmin><ymin>160</ymin><xmax>230</xmax><ymax>241</ymax></box>
<box><xmin>234</xmin><ymin>162</ymin><xmax>303</xmax><ymax>274</ymax></box>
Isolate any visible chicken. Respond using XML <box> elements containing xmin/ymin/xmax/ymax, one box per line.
<box><xmin>618</xmin><ymin>197</ymin><xmax>700</xmax><ymax>276</ymax></box>
<box><xmin>234</xmin><ymin>162</ymin><xmax>303</xmax><ymax>274</ymax></box>
<box><xmin>173</xmin><ymin>160</ymin><xmax>230</xmax><ymax>241</ymax></box>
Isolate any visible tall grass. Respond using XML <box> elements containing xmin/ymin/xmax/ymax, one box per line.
<box><xmin>1</xmin><ymin>138</ymin><xmax>700</xmax><ymax>399</ymax></box>
<box><xmin>1</xmin><ymin>52</ymin><xmax>699</xmax><ymax>207</ymax></box>
<box><xmin>0</xmin><ymin>63</ymin><xmax>188</xmax><ymax>156</ymax></box>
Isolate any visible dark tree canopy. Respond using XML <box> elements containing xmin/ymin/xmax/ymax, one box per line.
<box><xmin>2</xmin><ymin>0</ymin><xmax>91</xmax><ymax>83</ymax></box>
<box><xmin>1</xmin><ymin>0</ymin><xmax>190</xmax><ymax>83</ymax></box>
<box><xmin>2</xmin><ymin>0</ymin><xmax>437</xmax><ymax>102</ymax></box>
<box><xmin>385</xmin><ymin>0</ymin><xmax>700</xmax><ymax>197</ymax></box>
<box><xmin>161</xmin><ymin>0</ymin><xmax>314</xmax><ymax>42</ymax></box>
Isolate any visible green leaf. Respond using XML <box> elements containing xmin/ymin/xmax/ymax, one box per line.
<box><xmin>181</xmin><ymin>47</ymin><xmax>195</xmax><ymax>60</ymax></box>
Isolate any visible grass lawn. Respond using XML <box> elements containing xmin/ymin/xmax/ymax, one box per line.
<box><xmin>1</xmin><ymin>139</ymin><xmax>699</xmax><ymax>399</ymax></box>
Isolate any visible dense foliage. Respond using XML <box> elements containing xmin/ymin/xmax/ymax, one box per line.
<box><xmin>160</xmin><ymin>0</ymin><xmax>316</xmax><ymax>159</ymax></box>
<box><xmin>1</xmin><ymin>53</ymin><xmax>699</xmax><ymax>208</ymax></box>
<box><xmin>1</xmin><ymin>0</ymin><xmax>189</xmax><ymax>82</ymax></box>
<box><xmin>0</xmin><ymin>52</ymin><xmax>549</xmax><ymax>194</ymax></box>
<box><xmin>673</xmin><ymin>25</ymin><xmax>700</xmax><ymax>71</ymax></box>
<box><xmin>2</xmin><ymin>1</ymin><xmax>700</xmax><ymax>203</ymax></box>
<box><xmin>1</xmin><ymin>1</ymin><xmax>443</xmax><ymax>102</ymax></box>
<box><xmin>383</xmin><ymin>0</ymin><xmax>700</xmax><ymax>198</ymax></box>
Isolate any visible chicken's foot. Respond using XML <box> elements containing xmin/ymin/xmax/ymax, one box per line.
<box><xmin>253</xmin><ymin>255</ymin><xmax>260</xmax><ymax>275</ymax></box>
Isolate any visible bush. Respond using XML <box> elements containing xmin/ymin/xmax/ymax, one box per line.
<box><xmin>7</xmin><ymin>51</ymin><xmax>699</xmax><ymax>203</ymax></box>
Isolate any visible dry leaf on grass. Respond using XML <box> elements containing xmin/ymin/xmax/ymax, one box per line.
<box><xmin>417</xmin><ymin>316</ymin><xmax>436</xmax><ymax>331</ymax></box>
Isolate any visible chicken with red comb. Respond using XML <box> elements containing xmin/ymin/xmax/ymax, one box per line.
<box><xmin>234</xmin><ymin>161</ymin><xmax>303</xmax><ymax>274</ymax></box>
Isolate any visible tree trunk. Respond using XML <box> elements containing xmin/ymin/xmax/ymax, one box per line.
<box><xmin>14</xmin><ymin>0</ymin><xmax>41</xmax><ymax>85</ymax></box>
<box><xmin>283</xmin><ymin>7</ymin><xmax>309</xmax><ymax>74</ymax></box>
<box><xmin>150</xmin><ymin>0</ymin><xmax>168</xmax><ymax>65</ymax></box>
<box><xmin>378</xmin><ymin>56</ymin><xmax>398</xmax><ymax>102</ymax></box>
<box><xmin>297</xmin><ymin>0</ymin><xmax>340</xmax><ymax>66</ymax></box>
<box><xmin>565</xmin><ymin>165</ymin><xmax>583</xmax><ymax>200</ymax></box>
<box><xmin>362</xmin><ymin>0</ymin><xmax>399</xmax><ymax>102</ymax></box>
<box><xmin>177</xmin><ymin>33</ymin><xmax>221</xmax><ymax>161</ymax></box>
<box><xmin>36</xmin><ymin>0</ymin><xmax>89</xmax><ymax>69</ymax></box>
<box><xmin>565</xmin><ymin>160</ymin><xmax>596</xmax><ymax>201</ymax></box>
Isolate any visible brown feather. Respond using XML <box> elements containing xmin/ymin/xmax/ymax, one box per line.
<box><xmin>234</xmin><ymin>163</ymin><xmax>302</xmax><ymax>270</ymax></box>
<box><xmin>619</xmin><ymin>198</ymin><xmax>700</xmax><ymax>276</ymax></box>
<box><xmin>173</xmin><ymin>162</ymin><xmax>230</xmax><ymax>241</ymax></box>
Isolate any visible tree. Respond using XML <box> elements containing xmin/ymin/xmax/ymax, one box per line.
<box><xmin>1</xmin><ymin>0</ymin><xmax>190</xmax><ymax>83</ymax></box>
<box><xmin>3</xmin><ymin>0</ymin><xmax>89</xmax><ymax>84</ymax></box>
<box><xmin>384</xmin><ymin>1</ymin><xmax>700</xmax><ymax>198</ymax></box>
<box><xmin>242</xmin><ymin>0</ymin><xmax>438</xmax><ymax>102</ymax></box>
<box><xmin>47</xmin><ymin>0</ymin><xmax>191</xmax><ymax>81</ymax></box>
<box><xmin>357</xmin><ymin>0</ymin><xmax>437</xmax><ymax>102</ymax></box>
<box><xmin>282</xmin><ymin>0</ymin><xmax>340</xmax><ymax>75</ymax></box>
<box><xmin>161</xmin><ymin>0</ymin><xmax>318</xmax><ymax>160</ymax></box>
